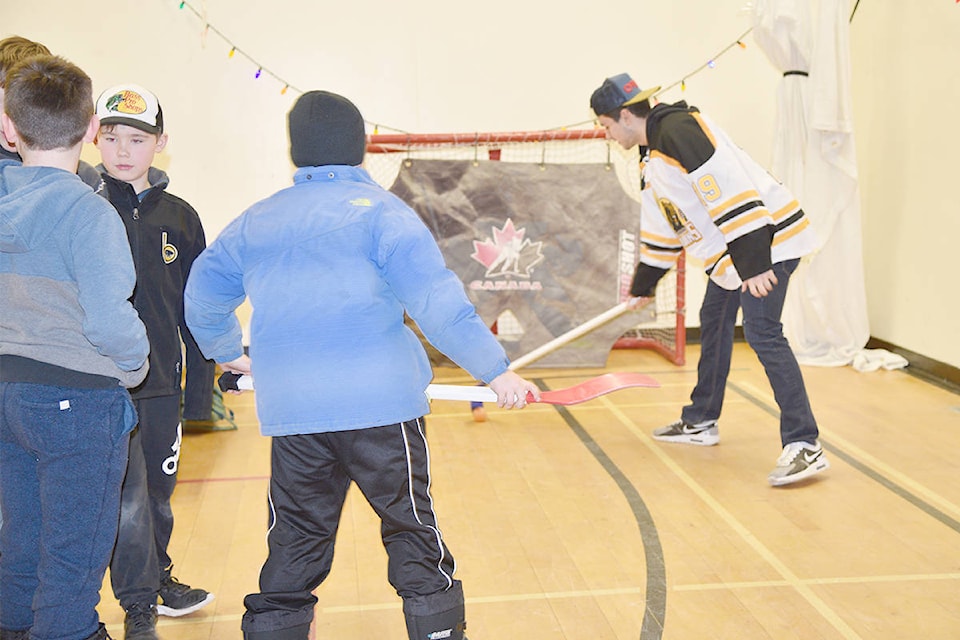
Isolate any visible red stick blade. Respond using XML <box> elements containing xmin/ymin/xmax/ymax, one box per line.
<box><xmin>533</xmin><ymin>372</ymin><xmax>659</xmax><ymax>406</ymax></box>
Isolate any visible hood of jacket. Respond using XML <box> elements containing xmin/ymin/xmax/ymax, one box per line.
<box><xmin>646</xmin><ymin>100</ymin><xmax>697</xmax><ymax>146</ymax></box>
<box><xmin>93</xmin><ymin>164</ymin><xmax>171</xmax><ymax>198</ymax></box>
<box><xmin>0</xmin><ymin>159</ymin><xmax>90</xmax><ymax>254</ymax></box>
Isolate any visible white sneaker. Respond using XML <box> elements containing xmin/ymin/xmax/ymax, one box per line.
<box><xmin>652</xmin><ymin>420</ymin><xmax>719</xmax><ymax>446</ymax></box>
<box><xmin>768</xmin><ymin>440</ymin><xmax>830</xmax><ymax>486</ymax></box>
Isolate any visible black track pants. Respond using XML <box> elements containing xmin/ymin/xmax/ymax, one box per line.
<box><xmin>241</xmin><ymin>419</ymin><xmax>463</xmax><ymax>635</ymax></box>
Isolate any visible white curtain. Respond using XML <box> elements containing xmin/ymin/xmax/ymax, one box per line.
<box><xmin>752</xmin><ymin>0</ymin><xmax>870</xmax><ymax>366</ymax></box>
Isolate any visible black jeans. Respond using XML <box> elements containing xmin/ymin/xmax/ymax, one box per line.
<box><xmin>110</xmin><ymin>394</ymin><xmax>182</xmax><ymax>608</ymax></box>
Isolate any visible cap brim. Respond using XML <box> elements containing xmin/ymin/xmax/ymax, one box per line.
<box><xmin>99</xmin><ymin>116</ymin><xmax>160</xmax><ymax>135</ymax></box>
<box><xmin>622</xmin><ymin>85</ymin><xmax>661</xmax><ymax>107</ymax></box>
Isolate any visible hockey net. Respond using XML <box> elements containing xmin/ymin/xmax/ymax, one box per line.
<box><xmin>364</xmin><ymin>129</ymin><xmax>685</xmax><ymax>366</ymax></box>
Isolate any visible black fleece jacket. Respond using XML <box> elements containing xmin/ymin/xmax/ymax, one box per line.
<box><xmin>96</xmin><ymin>168</ymin><xmax>214</xmax><ymax>399</ymax></box>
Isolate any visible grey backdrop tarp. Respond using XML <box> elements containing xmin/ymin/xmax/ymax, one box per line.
<box><xmin>389</xmin><ymin>159</ymin><xmax>650</xmax><ymax>368</ymax></box>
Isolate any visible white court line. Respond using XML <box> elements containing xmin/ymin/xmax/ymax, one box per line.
<box><xmin>597</xmin><ymin>395</ymin><xmax>865</xmax><ymax>640</ymax></box>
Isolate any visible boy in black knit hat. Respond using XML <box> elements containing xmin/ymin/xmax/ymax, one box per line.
<box><xmin>184</xmin><ymin>89</ymin><xmax>539</xmax><ymax>640</ymax></box>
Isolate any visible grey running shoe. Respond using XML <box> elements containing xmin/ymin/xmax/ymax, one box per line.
<box><xmin>768</xmin><ymin>440</ymin><xmax>830</xmax><ymax>486</ymax></box>
<box><xmin>652</xmin><ymin>420</ymin><xmax>719</xmax><ymax>446</ymax></box>
<box><xmin>156</xmin><ymin>574</ymin><xmax>214</xmax><ymax>617</ymax></box>
<box><xmin>124</xmin><ymin>603</ymin><xmax>159</xmax><ymax>640</ymax></box>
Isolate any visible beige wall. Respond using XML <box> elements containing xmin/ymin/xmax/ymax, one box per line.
<box><xmin>5</xmin><ymin>0</ymin><xmax>956</xmax><ymax>368</ymax></box>
<box><xmin>850</xmin><ymin>2</ymin><xmax>960</xmax><ymax>369</ymax></box>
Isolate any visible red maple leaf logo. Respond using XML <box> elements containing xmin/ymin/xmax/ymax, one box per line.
<box><xmin>471</xmin><ymin>219</ymin><xmax>545</xmax><ymax>278</ymax></box>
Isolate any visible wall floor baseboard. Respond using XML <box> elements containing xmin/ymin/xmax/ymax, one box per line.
<box><xmin>866</xmin><ymin>337</ymin><xmax>960</xmax><ymax>395</ymax></box>
<box><xmin>681</xmin><ymin>329</ymin><xmax>959</xmax><ymax>396</ymax></box>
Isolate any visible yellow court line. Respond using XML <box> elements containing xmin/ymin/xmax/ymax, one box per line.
<box><xmin>674</xmin><ymin>571</ymin><xmax>960</xmax><ymax>591</ymax></box>
<box><xmin>323</xmin><ymin>587</ymin><xmax>649</xmax><ymax>613</ymax></box>
<box><xmin>321</xmin><ymin>571</ymin><xmax>960</xmax><ymax>612</ymax></box>
<box><xmin>137</xmin><ymin>571</ymin><xmax>960</xmax><ymax>629</ymax></box>
<box><xmin>598</xmin><ymin>395</ymin><xmax>865</xmax><ymax>640</ymax></box>
<box><xmin>737</xmin><ymin>381</ymin><xmax>960</xmax><ymax>521</ymax></box>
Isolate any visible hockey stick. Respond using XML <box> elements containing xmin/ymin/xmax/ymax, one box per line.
<box><xmin>506</xmin><ymin>302</ymin><xmax>630</xmax><ymax>371</ymax></box>
<box><xmin>469</xmin><ymin>301</ymin><xmax>632</xmax><ymax>419</ymax></box>
<box><xmin>216</xmin><ymin>302</ymin><xmax>656</xmax><ymax>408</ymax></box>
<box><xmin>217</xmin><ymin>369</ymin><xmax>658</xmax><ymax>407</ymax></box>
<box><xmin>426</xmin><ymin>371</ymin><xmax>658</xmax><ymax>406</ymax></box>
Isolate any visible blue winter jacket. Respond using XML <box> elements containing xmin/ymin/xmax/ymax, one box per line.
<box><xmin>185</xmin><ymin>165</ymin><xmax>509</xmax><ymax>436</ymax></box>
<box><xmin>0</xmin><ymin>159</ymin><xmax>149</xmax><ymax>387</ymax></box>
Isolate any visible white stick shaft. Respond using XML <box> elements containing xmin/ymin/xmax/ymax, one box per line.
<box><xmin>230</xmin><ymin>302</ymin><xmax>629</xmax><ymax>399</ymax></box>
<box><xmin>425</xmin><ymin>384</ymin><xmax>498</xmax><ymax>402</ymax></box>
<box><xmin>507</xmin><ymin>302</ymin><xmax>629</xmax><ymax>371</ymax></box>
<box><xmin>231</xmin><ymin>376</ymin><xmax>498</xmax><ymax>403</ymax></box>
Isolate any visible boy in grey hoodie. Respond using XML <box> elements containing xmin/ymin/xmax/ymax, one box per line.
<box><xmin>0</xmin><ymin>54</ymin><xmax>149</xmax><ymax>640</ymax></box>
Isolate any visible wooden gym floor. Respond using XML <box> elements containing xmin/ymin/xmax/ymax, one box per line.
<box><xmin>97</xmin><ymin>343</ymin><xmax>960</xmax><ymax>639</ymax></box>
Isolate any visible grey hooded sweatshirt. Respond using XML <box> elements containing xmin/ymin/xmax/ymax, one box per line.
<box><xmin>0</xmin><ymin>158</ymin><xmax>148</xmax><ymax>387</ymax></box>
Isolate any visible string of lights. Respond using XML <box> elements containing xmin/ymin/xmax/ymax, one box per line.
<box><xmin>175</xmin><ymin>0</ymin><xmax>300</xmax><ymax>95</ymax></box>
<box><xmin>172</xmin><ymin>1</ymin><xmax>757</xmax><ymax>133</ymax></box>
<box><xmin>656</xmin><ymin>29</ymin><xmax>753</xmax><ymax>97</ymax></box>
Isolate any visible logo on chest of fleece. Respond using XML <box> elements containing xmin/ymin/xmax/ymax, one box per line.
<box><xmin>161</xmin><ymin>231</ymin><xmax>179</xmax><ymax>264</ymax></box>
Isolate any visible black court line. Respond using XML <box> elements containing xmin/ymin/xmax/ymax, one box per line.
<box><xmin>728</xmin><ymin>380</ymin><xmax>960</xmax><ymax>535</ymax></box>
<box><xmin>536</xmin><ymin>379</ymin><xmax>667</xmax><ymax>640</ymax></box>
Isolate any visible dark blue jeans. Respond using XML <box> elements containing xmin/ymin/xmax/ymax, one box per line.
<box><xmin>0</xmin><ymin>382</ymin><xmax>136</xmax><ymax>640</ymax></box>
<box><xmin>681</xmin><ymin>259</ymin><xmax>819</xmax><ymax>446</ymax></box>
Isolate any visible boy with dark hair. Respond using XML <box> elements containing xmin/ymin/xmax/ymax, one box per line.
<box><xmin>0</xmin><ymin>35</ymin><xmax>49</xmax><ymax>163</ymax></box>
<box><xmin>92</xmin><ymin>83</ymin><xmax>216</xmax><ymax>640</ymax></box>
<box><xmin>0</xmin><ymin>35</ymin><xmax>101</xmax><ymax>186</ymax></box>
<box><xmin>0</xmin><ymin>54</ymin><xmax>149</xmax><ymax>640</ymax></box>
<box><xmin>185</xmin><ymin>89</ymin><xmax>540</xmax><ymax>640</ymax></box>
<box><xmin>591</xmin><ymin>72</ymin><xmax>829</xmax><ymax>486</ymax></box>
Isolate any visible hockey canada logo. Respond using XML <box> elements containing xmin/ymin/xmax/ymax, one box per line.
<box><xmin>468</xmin><ymin>219</ymin><xmax>544</xmax><ymax>291</ymax></box>
<box><xmin>470</xmin><ymin>219</ymin><xmax>544</xmax><ymax>278</ymax></box>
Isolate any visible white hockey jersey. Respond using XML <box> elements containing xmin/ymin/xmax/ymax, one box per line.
<box><xmin>638</xmin><ymin>109</ymin><xmax>817</xmax><ymax>291</ymax></box>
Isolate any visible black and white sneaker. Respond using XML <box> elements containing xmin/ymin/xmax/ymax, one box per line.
<box><xmin>652</xmin><ymin>420</ymin><xmax>719</xmax><ymax>446</ymax></box>
<box><xmin>768</xmin><ymin>440</ymin><xmax>830</xmax><ymax>486</ymax></box>
<box><xmin>123</xmin><ymin>603</ymin><xmax>159</xmax><ymax>640</ymax></box>
<box><xmin>156</xmin><ymin>574</ymin><xmax>214</xmax><ymax>617</ymax></box>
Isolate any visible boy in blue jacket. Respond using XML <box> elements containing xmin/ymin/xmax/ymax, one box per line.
<box><xmin>0</xmin><ymin>54</ymin><xmax>149</xmax><ymax>640</ymax></box>
<box><xmin>185</xmin><ymin>90</ymin><xmax>539</xmax><ymax>640</ymax></box>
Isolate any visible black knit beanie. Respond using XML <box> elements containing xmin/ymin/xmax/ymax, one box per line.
<box><xmin>288</xmin><ymin>90</ymin><xmax>366</xmax><ymax>167</ymax></box>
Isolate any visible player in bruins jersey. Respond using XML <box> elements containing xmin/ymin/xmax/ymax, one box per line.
<box><xmin>591</xmin><ymin>72</ymin><xmax>828</xmax><ymax>487</ymax></box>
